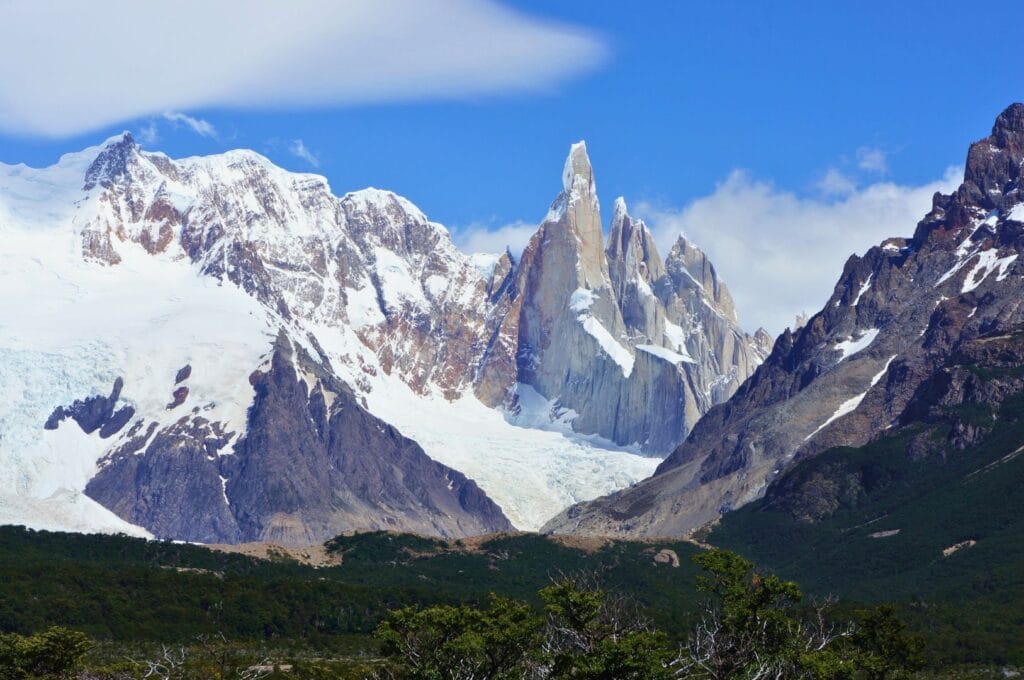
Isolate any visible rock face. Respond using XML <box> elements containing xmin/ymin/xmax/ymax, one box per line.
<box><xmin>476</xmin><ymin>143</ymin><xmax>768</xmax><ymax>452</ymax></box>
<box><xmin>3</xmin><ymin>132</ymin><xmax>763</xmax><ymax>543</ymax></box>
<box><xmin>544</xmin><ymin>103</ymin><xmax>1024</xmax><ymax>538</ymax></box>
<box><xmin>83</xmin><ymin>335</ymin><xmax>511</xmax><ymax>544</ymax></box>
<box><xmin>762</xmin><ymin>326</ymin><xmax>1024</xmax><ymax>524</ymax></box>
<box><xmin>75</xmin><ymin>134</ymin><xmax>761</xmax><ymax>454</ymax></box>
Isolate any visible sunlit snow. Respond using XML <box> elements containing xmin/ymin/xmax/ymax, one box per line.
<box><xmin>805</xmin><ymin>355</ymin><xmax>896</xmax><ymax>441</ymax></box>
<box><xmin>834</xmin><ymin>328</ymin><xmax>879</xmax><ymax>361</ymax></box>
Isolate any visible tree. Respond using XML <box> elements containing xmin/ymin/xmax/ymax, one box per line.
<box><xmin>375</xmin><ymin>594</ymin><xmax>542</xmax><ymax>679</ymax></box>
<box><xmin>538</xmin><ymin>574</ymin><xmax>674</xmax><ymax>679</ymax></box>
<box><xmin>678</xmin><ymin>550</ymin><xmax>923</xmax><ymax>679</ymax></box>
<box><xmin>847</xmin><ymin>605</ymin><xmax>925</xmax><ymax>679</ymax></box>
<box><xmin>374</xmin><ymin>551</ymin><xmax>925</xmax><ymax>679</ymax></box>
<box><xmin>0</xmin><ymin>627</ymin><xmax>91</xmax><ymax>680</ymax></box>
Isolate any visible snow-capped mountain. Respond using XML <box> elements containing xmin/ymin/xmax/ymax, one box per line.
<box><xmin>545</xmin><ymin>103</ymin><xmax>1024</xmax><ymax>538</ymax></box>
<box><xmin>0</xmin><ymin>134</ymin><xmax>763</xmax><ymax>543</ymax></box>
<box><xmin>475</xmin><ymin>142</ymin><xmax>769</xmax><ymax>452</ymax></box>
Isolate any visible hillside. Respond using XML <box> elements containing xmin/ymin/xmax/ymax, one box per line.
<box><xmin>709</xmin><ymin>327</ymin><xmax>1024</xmax><ymax>664</ymax></box>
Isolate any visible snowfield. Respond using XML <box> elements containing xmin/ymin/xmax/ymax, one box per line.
<box><xmin>359</xmin><ymin>380</ymin><xmax>658</xmax><ymax>531</ymax></box>
<box><xmin>0</xmin><ymin>226</ymin><xmax>276</xmax><ymax>535</ymax></box>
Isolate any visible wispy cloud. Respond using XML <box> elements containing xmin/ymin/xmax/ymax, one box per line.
<box><xmin>288</xmin><ymin>139</ymin><xmax>319</xmax><ymax>167</ymax></box>
<box><xmin>162</xmin><ymin>111</ymin><xmax>217</xmax><ymax>138</ymax></box>
<box><xmin>816</xmin><ymin>168</ymin><xmax>857</xmax><ymax>196</ymax></box>
<box><xmin>635</xmin><ymin>166</ymin><xmax>962</xmax><ymax>335</ymax></box>
<box><xmin>136</xmin><ymin>122</ymin><xmax>159</xmax><ymax>146</ymax></box>
<box><xmin>455</xmin><ymin>219</ymin><xmax>537</xmax><ymax>257</ymax></box>
<box><xmin>856</xmin><ymin>146</ymin><xmax>888</xmax><ymax>173</ymax></box>
<box><xmin>0</xmin><ymin>0</ymin><xmax>606</xmax><ymax>137</ymax></box>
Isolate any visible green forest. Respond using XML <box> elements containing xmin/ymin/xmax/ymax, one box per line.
<box><xmin>0</xmin><ymin>526</ymin><xmax>1018</xmax><ymax>678</ymax></box>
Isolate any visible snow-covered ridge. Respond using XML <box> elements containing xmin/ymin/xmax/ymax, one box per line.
<box><xmin>0</xmin><ymin>133</ymin><xmax>666</xmax><ymax>537</ymax></box>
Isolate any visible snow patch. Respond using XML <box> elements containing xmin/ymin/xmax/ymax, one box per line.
<box><xmin>569</xmin><ymin>287</ymin><xmax>597</xmax><ymax>313</ymax></box>
<box><xmin>1008</xmin><ymin>203</ymin><xmax>1024</xmax><ymax>223</ymax></box>
<box><xmin>424</xmin><ymin>274</ymin><xmax>449</xmax><ymax>299</ymax></box>
<box><xmin>219</xmin><ymin>475</ymin><xmax>230</xmax><ymax>507</ymax></box>
<box><xmin>852</xmin><ymin>274</ymin><xmax>873</xmax><ymax>306</ymax></box>
<box><xmin>834</xmin><ymin>328</ymin><xmax>880</xmax><ymax>361</ymax></box>
<box><xmin>344</xmin><ymin>284</ymin><xmax>385</xmax><ymax>328</ymax></box>
<box><xmin>372</xmin><ymin>247</ymin><xmax>430</xmax><ymax>311</ymax></box>
<box><xmin>663</xmin><ymin>321</ymin><xmax>688</xmax><ymax>352</ymax></box>
<box><xmin>469</xmin><ymin>253</ymin><xmax>501</xmax><ymax>279</ymax></box>
<box><xmin>805</xmin><ymin>355</ymin><xmax>896</xmax><ymax>441</ymax></box>
<box><xmin>961</xmin><ymin>250</ymin><xmax>1017</xmax><ymax>292</ymax></box>
<box><xmin>637</xmin><ymin>344</ymin><xmax>693</xmax><ymax>364</ymax></box>
<box><xmin>581</xmin><ymin>317</ymin><xmax>634</xmax><ymax>377</ymax></box>
<box><xmin>358</xmin><ymin>378</ymin><xmax>658</xmax><ymax>531</ymax></box>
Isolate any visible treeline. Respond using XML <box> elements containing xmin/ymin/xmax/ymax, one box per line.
<box><xmin>376</xmin><ymin>549</ymin><xmax>924</xmax><ymax>679</ymax></box>
<box><xmin>0</xmin><ymin>528</ymin><xmax>704</xmax><ymax>644</ymax></box>
<box><xmin>0</xmin><ymin>550</ymin><xmax>925</xmax><ymax>679</ymax></box>
<box><xmin>0</xmin><ymin>527</ymin><xmax>1019</xmax><ymax>675</ymax></box>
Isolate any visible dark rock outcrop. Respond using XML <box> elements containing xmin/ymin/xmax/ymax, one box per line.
<box><xmin>83</xmin><ymin>335</ymin><xmax>512</xmax><ymax>544</ymax></box>
<box><xmin>44</xmin><ymin>378</ymin><xmax>125</xmax><ymax>434</ymax></box>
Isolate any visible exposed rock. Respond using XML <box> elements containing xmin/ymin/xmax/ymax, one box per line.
<box><xmin>166</xmin><ymin>386</ymin><xmax>189</xmax><ymax>409</ymax></box>
<box><xmin>84</xmin><ymin>335</ymin><xmax>512</xmax><ymax>545</ymax></box>
<box><xmin>98</xmin><ymin>406</ymin><xmax>135</xmax><ymax>439</ymax></box>
<box><xmin>653</xmin><ymin>548</ymin><xmax>680</xmax><ymax>567</ymax></box>
<box><xmin>175</xmin><ymin>365</ymin><xmax>191</xmax><ymax>383</ymax></box>
<box><xmin>44</xmin><ymin>378</ymin><xmax>124</xmax><ymax>434</ymax></box>
<box><xmin>544</xmin><ymin>103</ymin><xmax>1024</xmax><ymax>538</ymax></box>
<box><xmin>475</xmin><ymin>145</ymin><xmax>766</xmax><ymax>452</ymax></box>
<box><xmin>942</xmin><ymin>539</ymin><xmax>976</xmax><ymax>557</ymax></box>
<box><xmin>868</xmin><ymin>529</ymin><xmax>900</xmax><ymax>539</ymax></box>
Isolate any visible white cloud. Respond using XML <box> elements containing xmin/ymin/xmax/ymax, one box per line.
<box><xmin>856</xmin><ymin>146</ymin><xmax>888</xmax><ymax>173</ymax></box>
<box><xmin>161</xmin><ymin>112</ymin><xmax>217</xmax><ymax>138</ymax></box>
<box><xmin>816</xmin><ymin>168</ymin><xmax>857</xmax><ymax>197</ymax></box>
<box><xmin>455</xmin><ymin>220</ymin><xmax>537</xmax><ymax>257</ymax></box>
<box><xmin>0</xmin><ymin>0</ymin><xmax>606</xmax><ymax>137</ymax></box>
<box><xmin>289</xmin><ymin>139</ymin><xmax>319</xmax><ymax>167</ymax></box>
<box><xmin>634</xmin><ymin>166</ymin><xmax>962</xmax><ymax>335</ymax></box>
<box><xmin>136</xmin><ymin>122</ymin><xmax>159</xmax><ymax>146</ymax></box>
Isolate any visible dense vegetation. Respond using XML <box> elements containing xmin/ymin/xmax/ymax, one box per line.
<box><xmin>0</xmin><ymin>544</ymin><xmax>924</xmax><ymax>679</ymax></box>
<box><xmin>710</xmin><ymin>381</ymin><xmax>1024</xmax><ymax>665</ymax></box>
<box><xmin>0</xmin><ymin>527</ymin><xmax>703</xmax><ymax>647</ymax></box>
<box><xmin>376</xmin><ymin>550</ymin><xmax>923</xmax><ymax>678</ymax></box>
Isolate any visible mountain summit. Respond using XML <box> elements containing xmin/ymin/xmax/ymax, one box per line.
<box><xmin>0</xmin><ymin>137</ymin><xmax>762</xmax><ymax>542</ymax></box>
<box><xmin>544</xmin><ymin>103</ymin><xmax>1024</xmax><ymax>538</ymax></box>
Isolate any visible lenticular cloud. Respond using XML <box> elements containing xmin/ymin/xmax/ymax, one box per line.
<box><xmin>0</xmin><ymin>0</ymin><xmax>606</xmax><ymax>137</ymax></box>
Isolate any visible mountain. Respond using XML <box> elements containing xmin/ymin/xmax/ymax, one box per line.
<box><xmin>708</xmin><ymin>326</ymin><xmax>1024</xmax><ymax>602</ymax></box>
<box><xmin>0</xmin><ymin>135</ymin><xmax>761</xmax><ymax>542</ymax></box>
<box><xmin>475</xmin><ymin>142</ymin><xmax>768</xmax><ymax>453</ymax></box>
<box><xmin>545</xmin><ymin>103</ymin><xmax>1024</xmax><ymax>538</ymax></box>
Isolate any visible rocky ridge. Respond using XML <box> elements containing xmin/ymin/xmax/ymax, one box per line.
<box><xmin>544</xmin><ymin>103</ymin><xmax>1024</xmax><ymax>538</ymax></box>
<box><xmin>476</xmin><ymin>142</ymin><xmax>768</xmax><ymax>452</ymax></box>
<box><xmin>2</xmin><ymin>134</ymin><xmax>762</xmax><ymax>543</ymax></box>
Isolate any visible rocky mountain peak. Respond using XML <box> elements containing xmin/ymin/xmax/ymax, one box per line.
<box><xmin>543</xmin><ymin>103</ymin><xmax>1024</xmax><ymax>540</ymax></box>
<box><xmin>562</xmin><ymin>140</ymin><xmax>595</xmax><ymax>196</ymax></box>
<box><xmin>992</xmin><ymin>102</ymin><xmax>1024</xmax><ymax>140</ymax></box>
<box><xmin>606</xmin><ymin>197</ymin><xmax>666</xmax><ymax>296</ymax></box>
<box><xmin>957</xmin><ymin>102</ymin><xmax>1024</xmax><ymax>215</ymax></box>
<box><xmin>83</xmin><ymin>132</ymin><xmax>141</xmax><ymax>190</ymax></box>
<box><xmin>665</xmin><ymin>235</ymin><xmax>738</xmax><ymax>323</ymax></box>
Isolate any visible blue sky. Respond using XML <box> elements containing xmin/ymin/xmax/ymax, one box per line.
<box><xmin>1</xmin><ymin>0</ymin><xmax>1021</xmax><ymax>331</ymax></box>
